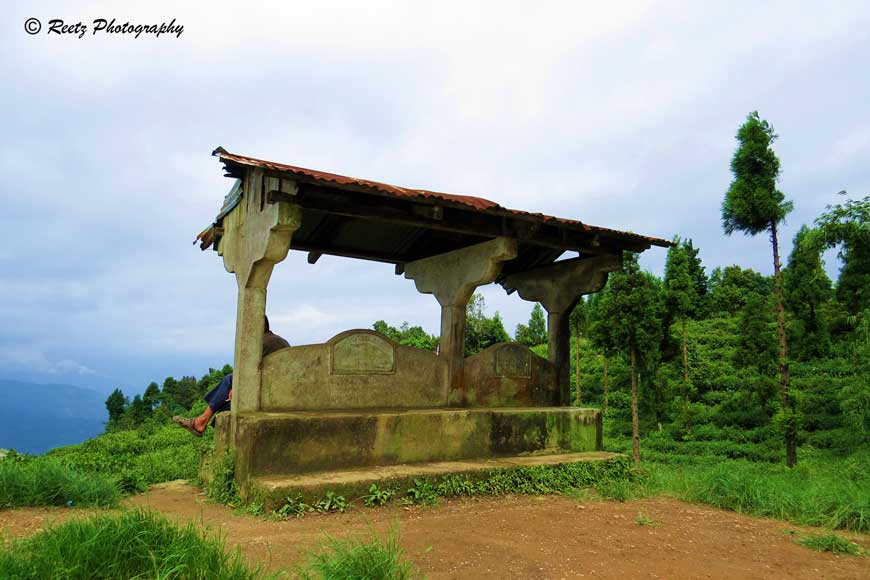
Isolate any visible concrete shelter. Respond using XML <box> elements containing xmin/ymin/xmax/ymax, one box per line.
<box><xmin>196</xmin><ymin>147</ymin><xmax>669</xmax><ymax>499</ymax></box>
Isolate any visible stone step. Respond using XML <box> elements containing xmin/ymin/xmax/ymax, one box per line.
<box><xmin>226</xmin><ymin>406</ymin><xmax>602</xmax><ymax>481</ymax></box>
<box><xmin>253</xmin><ymin>451</ymin><xmax>621</xmax><ymax>507</ymax></box>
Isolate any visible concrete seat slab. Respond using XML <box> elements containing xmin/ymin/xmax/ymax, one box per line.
<box><xmin>228</xmin><ymin>406</ymin><xmax>603</xmax><ymax>481</ymax></box>
<box><xmin>252</xmin><ymin>451</ymin><xmax>620</xmax><ymax>506</ymax></box>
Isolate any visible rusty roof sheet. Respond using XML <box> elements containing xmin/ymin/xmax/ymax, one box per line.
<box><xmin>212</xmin><ymin>147</ymin><xmax>671</xmax><ymax>248</ymax></box>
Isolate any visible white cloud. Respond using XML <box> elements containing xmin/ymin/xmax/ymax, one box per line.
<box><xmin>0</xmin><ymin>346</ymin><xmax>96</xmax><ymax>376</ymax></box>
<box><xmin>1</xmin><ymin>0</ymin><xmax>869</xmax><ymax>388</ymax></box>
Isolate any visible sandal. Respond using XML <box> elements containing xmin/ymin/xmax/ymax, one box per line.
<box><xmin>172</xmin><ymin>415</ymin><xmax>203</xmax><ymax>437</ymax></box>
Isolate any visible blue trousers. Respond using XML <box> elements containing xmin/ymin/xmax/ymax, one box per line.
<box><xmin>204</xmin><ymin>373</ymin><xmax>233</xmax><ymax>413</ymax></box>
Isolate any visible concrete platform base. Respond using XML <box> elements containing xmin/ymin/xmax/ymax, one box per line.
<box><xmin>253</xmin><ymin>451</ymin><xmax>621</xmax><ymax>508</ymax></box>
<box><xmin>229</xmin><ymin>406</ymin><xmax>602</xmax><ymax>481</ymax></box>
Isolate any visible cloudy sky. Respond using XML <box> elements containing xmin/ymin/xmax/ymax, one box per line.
<box><xmin>2</xmin><ymin>0</ymin><xmax>868</xmax><ymax>394</ymax></box>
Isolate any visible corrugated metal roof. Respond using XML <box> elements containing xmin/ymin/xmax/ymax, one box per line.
<box><xmin>211</xmin><ymin>147</ymin><xmax>671</xmax><ymax>248</ymax></box>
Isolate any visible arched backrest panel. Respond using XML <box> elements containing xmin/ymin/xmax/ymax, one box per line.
<box><xmin>261</xmin><ymin>329</ymin><xmax>448</xmax><ymax>410</ymax></box>
<box><xmin>459</xmin><ymin>342</ymin><xmax>558</xmax><ymax>407</ymax></box>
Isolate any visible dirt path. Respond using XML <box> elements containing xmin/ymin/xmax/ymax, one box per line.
<box><xmin>3</xmin><ymin>482</ymin><xmax>867</xmax><ymax>579</ymax></box>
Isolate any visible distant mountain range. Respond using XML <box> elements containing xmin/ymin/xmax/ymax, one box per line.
<box><xmin>0</xmin><ymin>380</ymin><xmax>107</xmax><ymax>454</ymax></box>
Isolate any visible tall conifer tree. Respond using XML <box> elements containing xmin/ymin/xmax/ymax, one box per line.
<box><xmin>722</xmin><ymin>111</ymin><xmax>797</xmax><ymax>466</ymax></box>
<box><xmin>589</xmin><ymin>253</ymin><xmax>662</xmax><ymax>465</ymax></box>
<box><xmin>664</xmin><ymin>238</ymin><xmax>695</xmax><ymax>388</ymax></box>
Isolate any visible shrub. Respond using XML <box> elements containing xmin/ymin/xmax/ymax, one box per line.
<box><xmin>363</xmin><ymin>484</ymin><xmax>394</xmax><ymax>507</ymax></box>
<box><xmin>313</xmin><ymin>492</ymin><xmax>349</xmax><ymax>513</ymax></box>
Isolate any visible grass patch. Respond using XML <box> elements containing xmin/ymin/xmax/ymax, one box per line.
<box><xmin>205</xmin><ymin>450</ymin><xmax>241</xmax><ymax>506</ymax></box>
<box><xmin>644</xmin><ymin>458</ymin><xmax>870</xmax><ymax>533</ymax></box>
<box><xmin>44</xmin><ymin>422</ymin><xmax>208</xmax><ymax>493</ymax></box>
<box><xmin>265</xmin><ymin>456</ymin><xmax>634</xmax><ymax>517</ymax></box>
<box><xmin>593</xmin><ymin>478</ymin><xmax>639</xmax><ymax>502</ymax></box>
<box><xmin>296</xmin><ymin>528</ymin><xmax>421</xmax><ymax>580</ymax></box>
<box><xmin>0</xmin><ymin>460</ymin><xmax>119</xmax><ymax>509</ymax></box>
<box><xmin>635</xmin><ymin>511</ymin><xmax>660</xmax><ymax>527</ymax></box>
<box><xmin>799</xmin><ymin>533</ymin><xmax>863</xmax><ymax>555</ymax></box>
<box><xmin>0</xmin><ymin>509</ymin><xmax>279</xmax><ymax>579</ymax></box>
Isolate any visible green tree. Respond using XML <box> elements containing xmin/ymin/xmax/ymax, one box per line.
<box><xmin>735</xmin><ymin>293</ymin><xmax>779</xmax><ymax>411</ymax></box>
<box><xmin>664</xmin><ymin>238</ymin><xmax>695</xmax><ymax>388</ymax></box>
<box><xmin>142</xmin><ymin>382</ymin><xmax>161</xmax><ymax>411</ymax></box>
<box><xmin>588</xmin><ymin>253</ymin><xmax>662</xmax><ymax>465</ymax></box>
<box><xmin>587</xmin><ymin>292</ymin><xmax>615</xmax><ymax>412</ymax></box>
<box><xmin>683</xmin><ymin>238</ymin><xmax>709</xmax><ymax>312</ymax></box>
<box><xmin>160</xmin><ymin>377</ymin><xmax>178</xmax><ymax>410</ymax></box>
<box><xmin>465</xmin><ymin>294</ymin><xmax>510</xmax><ymax>355</ymax></box>
<box><xmin>372</xmin><ymin>320</ymin><xmax>438</xmax><ymax>351</ymax></box>
<box><xmin>708</xmin><ymin>265</ymin><xmax>774</xmax><ymax>314</ymax></box>
<box><xmin>783</xmin><ymin>226</ymin><xmax>832</xmax><ymax>359</ymax></box>
<box><xmin>815</xmin><ymin>195</ymin><xmax>870</xmax><ymax>315</ymax></box>
<box><xmin>515</xmin><ymin>303</ymin><xmax>547</xmax><ymax>347</ymax></box>
<box><xmin>721</xmin><ymin>110</ymin><xmax>797</xmax><ymax>467</ymax></box>
<box><xmin>126</xmin><ymin>394</ymin><xmax>150</xmax><ymax>426</ymax></box>
<box><xmin>569</xmin><ymin>297</ymin><xmax>589</xmax><ymax>405</ymax></box>
<box><xmin>105</xmin><ymin>388</ymin><xmax>127</xmax><ymax>426</ymax></box>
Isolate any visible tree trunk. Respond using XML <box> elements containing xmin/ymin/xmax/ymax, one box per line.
<box><xmin>602</xmin><ymin>355</ymin><xmax>610</xmax><ymax>414</ymax></box>
<box><xmin>630</xmin><ymin>347</ymin><xmax>640</xmax><ymax>466</ymax></box>
<box><xmin>681</xmin><ymin>316</ymin><xmax>689</xmax><ymax>388</ymax></box>
<box><xmin>574</xmin><ymin>335</ymin><xmax>581</xmax><ymax>406</ymax></box>
<box><xmin>771</xmin><ymin>221</ymin><xmax>796</xmax><ymax>468</ymax></box>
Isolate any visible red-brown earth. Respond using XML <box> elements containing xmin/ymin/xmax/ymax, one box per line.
<box><xmin>2</xmin><ymin>481</ymin><xmax>868</xmax><ymax>579</ymax></box>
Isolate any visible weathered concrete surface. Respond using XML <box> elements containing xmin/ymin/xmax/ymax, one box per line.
<box><xmin>233</xmin><ymin>407</ymin><xmax>602</xmax><ymax>485</ymax></box>
<box><xmin>252</xmin><ymin>451</ymin><xmax>620</xmax><ymax>508</ymax></box>
<box><xmin>217</xmin><ymin>169</ymin><xmax>302</xmax><ymax>417</ymax></box>
<box><xmin>215</xmin><ymin>170</ymin><xmax>302</xmax><ymax>485</ymax></box>
<box><xmin>459</xmin><ymin>342</ymin><xmax>558</xmax><ymax>407</ymax></box>
<box><xmin>261</xmin><ymin>329</ymin><xmax>448</xmax><ymax>410</ymax></box>
<box><xmin>404</xmin><ymin>237</ymin><xmax>518</xmax><ymax>396</ymax></box>
<box><xmin>502</xmin><ymin>254</ymin><xmax>622</xmax><ymax>405</ymax></box>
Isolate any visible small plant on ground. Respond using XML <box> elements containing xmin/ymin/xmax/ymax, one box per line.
<box><xmin>799</xmin><ymin>533</ymin><xmax>862</xmax><ymax>555</ymax></box>
<box><xmin>296</xmin><ymin>528</ymin><xmax>420</xmax><ymax>580</ymax></box>
<box><xmin>363</xmin><ymin>483</ymin><xmax>394</xmax><ymax>507</ymax></box>
<box><xmin>237</xmin><ymin>498</ymin><xmax>265</xmax><ymax>517</ymax></box>
<box><xmin>594</xmin><ymin>478</ymin><xmax>637</xmax><ymax>502</ymax></box>
<box><xmin>436</xmin><ymin>475</ymin><xmax>475</xmax><ymax>497</ymax></box>
<box><xmin>205</xmin><ymin>451</ymin><xmax>241</xmax><ymax>506</ymax></box>
<box><xmin>404</xmin><ymin>478</ymin><xmax>438</xmax><ymax>506</ymax></box>
<box><xmin>313</xmin><ymin>491</ymin><xmax>349</xmax><ymax>513</ymax></box>
<box><xmin>564</xmin><ymin>487</ymin><xmax>593</xmax><ymax>503</ymax></box>
<box><xmin>274</xmin><ymin>494</ymin><xmax>311</xmax><ymax>519</ymax></box>
<box><xmin>635</xmin><ymin>511</ymin><xmax>660</xmax><ymax>527</ymax></box>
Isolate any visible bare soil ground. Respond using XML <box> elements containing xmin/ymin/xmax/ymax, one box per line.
<box><xmin>2</xmin><ymin>481</ymin><xmax>867</xmax><ymax>579</ymax></box>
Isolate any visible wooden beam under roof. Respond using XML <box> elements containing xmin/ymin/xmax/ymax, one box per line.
<box><xmin>268</xmin><ymin>185</ymin><xmax>642</xmax><ymax>256</ymax></box>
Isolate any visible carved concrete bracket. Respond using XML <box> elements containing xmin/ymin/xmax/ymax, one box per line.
<box><xmin>404</xmin><ymin>237</ymin><xmax>518</xmax><ymax>306</ymax></box>
<box><xmin>501</xmin><ymin>253</ymin><xmax>623</xmax><ymax>315</ymax></box>
<box><xmin>218</xmin><ymin>168</ymin><xmax>302</xmax><ymax>289</ymax></box>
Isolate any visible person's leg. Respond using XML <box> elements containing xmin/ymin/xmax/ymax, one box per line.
<box><xmin>192</xmin><ymin>406</ymin><xmax>214</xmax><ymax>433</ymax></box>
<box><xmin>203</xmin><ymin>373</ymin><xmax>233</xmax><ymax>415</ymax></box>
<box><xmin>175</xmin><ymin>373</ymin><xmax>232</xmax><ymax>435</ymax></box>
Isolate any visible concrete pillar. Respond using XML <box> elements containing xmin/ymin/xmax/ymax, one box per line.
<box><xmin>501</xmin><ymin>254</ymin><xmax>623</xmax><ymax>406</ymax></box>
<box><xmin>548</xmin><ymin>309</ymin><xmax>572</xmax><ymax>402</ymax></box>
<box><xmin>404</xmin><ymin>237</ymin><xmax>517</xmax><ymax>399</ymax></box>
<box><xmin>215</xmin><ymin>168</ymin><xmax>301</xmax><ymax>486</ymax></box>
<box><xmin>440</xmin><ymin>304</ymin><xmax>466</xmax><ymax>395</ymax></box>
<box><xmin>232</xmin><ymin>286</ymin><xmax>267</xmax><ymax>414</ymax></box>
